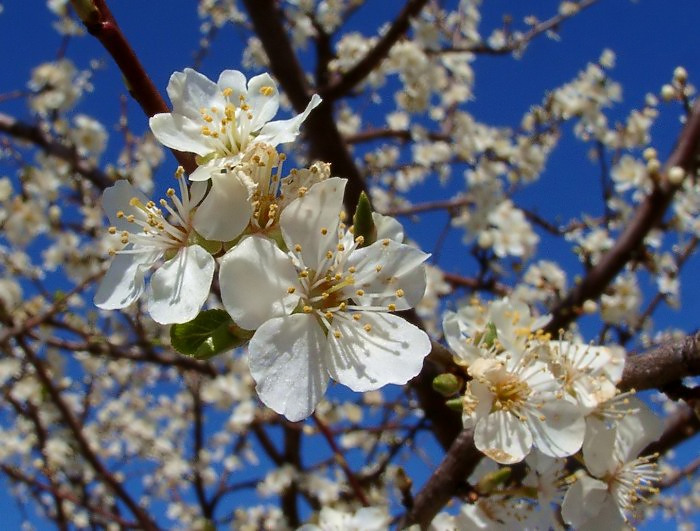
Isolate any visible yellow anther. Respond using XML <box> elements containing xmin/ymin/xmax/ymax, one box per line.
<box><xmin>375</xmin><ymin>265</ymin><xmax>383</xmax><ymax>272</ymax></box>
<box><xmin>287</xmin><ymin>287</ymin><xmax>296</xmax><ymax>294</ymax></box>
<box><xmin>298</xmin><ymin>187</ymin><xmax>308</xmax><ymax>197</ymax></box>
<box><xmin>382</xmin><ymin>239</ymin><xmax>390</xmax><ymax>246</ymax></box>
<box><xmin>325</xmin><ymin>311</ymin><xmax>333</xmax><ymax>319</ymax></box>
<box><xmin>294</xmin><ymin>244</ymin><xmax>302</xmax><ymax>252</ymax></box>
<box><xmin>353</xmin><ymin>314</ymin><xmax>362</xmax><ymax>321</ymax></box>
<box><xmin>126</xmin><ymin>214</ymin><xmax>135</xmax><ymax>223</ymax></box>
<box><xmin>388</xmin><ymin>304</ymin><xmax>396</xmax><ymax>311</ymax></box>
<box><xmin>326</xmin><ymin>250</ymin><xmax>333</xmax><ymax>259</ymax></box>
<box><xmin>321</xmin><ymin>227</ymin><xmax>328</xmax><ymax>235</ymax></box>
<box><xmin>108</xmin><ymin>226</ymin><xmax>117</xmax><ymax>234</ymax></box>
<box><xmin>203</xmin><ymin>114</ymin><xmax>213</xmax><ymax>123</ymax></box>
<box><xmin>116</xmin><ymin>210</ymin><xmax>124</xmax><ymax>218</ymax></box>
<box><xmin>175</xmin><ymin>166</ymin><xmax>184</xmax><ymax>177</ymax></box>
<box><xmin>339</xmin><ymin>302</ymin><xmax>347</xmax><ymax>311</ymax></box>
<box><xmin>364</xmin><ymin>324</ymin><xmax>372</xmax><ymax>332</ymax></box>
<box><xmin>303</xmin><ymin>305</ymin><xmax>313</xmax><ymax>313</ymax></box>
<box><xmin>222</xmin><ymin>87</ymin><xmax>233</xmax><ymax>97</ymax></box>
<box><xmin>333</xmin><ymin>330</ymin><xmax>342</xmax><ymax>339</ymax></box>
<box><xmin>201</xmin><ymin>126</ymin><xmax>212</xmax><ymax>136</ymax></box>
<box><xmin>108</xmin><ymin>249</ymin><xmax>116</xmax><ymax>256</ymax></box>
<box><xmin>260</xmin><ymin>86</ymin><xmax>275</xmax><ymax>96</ymax></box>
<box><xmin>348</xmin><ymin>266</ymin><xmax>356</xmax><ymax>273</ymax></box>
<box><xmin>356</xmin><ymin>289</ymin><xmax>365</xmax><ymax>296</ymax></box>
<box><xmin>396</xmin><ymin>289</ymin><xmax>405</xmax><ymax>297</ymax></box>
<box><xmin>355</xmin><ymin>235</ymin><xmax>364</xmax><ymax>245</ymax></box>
<box><xmin>337</xmin><ymin>243</ymin><xmax>345</xmax><ymax>251</ymax></box>
<box><xmin>299</xmin><ymin>270</ymin><xmax>309</xmax><ymax>278</ymax></box>
<box><xmin>167</xmin><ymin>188</ymin><xmax>175</xmax><ymax>197</ymax></box>
<box><xmin>321</xmin><ymin>292</ymin><xmax>330</xmax><ymax>299</ymax></box>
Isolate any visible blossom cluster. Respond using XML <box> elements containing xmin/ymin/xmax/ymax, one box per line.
<box><xmin>441</xmin><ymin>297</ymin><xmax>663</xmax><ymax>528</ymax></box>
<box><xmin>93</xmin><ymin>68</ymin><xmax>432</xmax><ymax>421</ymax></box>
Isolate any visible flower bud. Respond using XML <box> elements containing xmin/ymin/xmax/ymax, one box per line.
<box><xmin>432</xmin><ymin>373</ymin><xmax>461</xmax><ymax>397</ymax></box>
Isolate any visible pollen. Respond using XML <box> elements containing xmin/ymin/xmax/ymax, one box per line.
<box><xmin>382</xmin><ymin>239</ymin><xmax>390</xmax><ymax>247</ymax></box>
<box><xmin>395</xmin><ymin>289</ymin><xmax>405</xmax><ymax>297</ymax></box>
<box><xmin>287</xmin><ymin>287</ymin><xmax>296</xmax><ymax>294</ymax></box>
<box><xmin>108</xmin><ymin>226</ymin><xmax>117</xmax><ymax>234</ymax></box>
<box><xmin>348</xmin><ymin>266</ymin><xmax>356</xmax><ymax>273</ymax></box>
<box><xmin>294</xmin><ymin>244</ymin><xmax>302</xmax><ymax>252</ymax></box>
<box><xmin>388</xmin><ymin>304</ymin><xmax>396</xmax><ymax>311</ymax></box>
<box><xmin>363</xmin><ymin>324</ymin><xmax>372</xmax><ymax>332</ymax></box>
<box><xmin>333</xmin><ymin>330</ymin><xmax>342</xmax><ymax>339</ymax></box>
<box><xmin>356</xmin><ymin>289</ymin><xmax>365</xmax><ymax>296</ymax></box>
<box><xmin>222</xmin><ymin>87</ymin><xmax>233</xmax><ymax>97</ymax></box>
<box><xmin>321</xmin><ymin>227</ymin><xmax>328</xmax><ymax>235</ymax></box>
<box><xmin>353</xmin><ymin>314</ymin><xmax>361</xmax><ymax>321</ymax></box>
<box><xmin>303</xmin><ymin>305</ymin><xmax>313</xmax><ymax>313</ymax></box>
<box><xmin>260</xmin><ymin>86</ymin><xmax>275</xmax><ymax>96</ymax></box>
<box><xmin>337</xmin><ymin>243</ymin><xmax>345</xmax><ymax>252</ymax></box>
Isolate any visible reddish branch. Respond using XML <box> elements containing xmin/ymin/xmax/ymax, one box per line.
<box><xmin>73</xmin><ymin>0</ymin><xmax>196</xmax><ymax>173</ymax></box>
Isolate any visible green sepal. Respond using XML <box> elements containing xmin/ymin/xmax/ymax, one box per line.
<box><xmin>170</xmin><ymin>309</ymin><xmax>252</xmax><ymax>360</ymax></box>
<box><xmin>432</xmin><ymin>373</ymin><xmax>461</xmax><ymax>397</ymax></box>
<box><xmin>481</xmin><ymin>321</ymin><xmax>498</xmax><ymax>348</ymax></box>
<box><xmin>352</xmin><ymin>191</ymin><xmax>376</xmax><ymax>247</ymax></box>
<box><xmin>445</xmin><ymin>397</ymin><xmax>463</xmax><ymax>412</ymax></box>
<box><xmin>476</xmin><ymin>467</ymin><xmax>512</xmax><ymax>495</ymax></box>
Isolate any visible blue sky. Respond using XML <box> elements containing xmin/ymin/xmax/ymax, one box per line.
<box><xmin>1</xmin><ymin>0</ymin><xmax>699</xmax><ymax>528</ymax></box>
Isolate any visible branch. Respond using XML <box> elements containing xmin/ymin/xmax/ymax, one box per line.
<box><xmin>73</xmin><ymin>0</ymin><xmax>196</xmax><ymax>173</ymax></box>
<box><xmin>545</xmin><ymin>97</ymin><xmax>700</xmax><ymax>333</ymax></box>
<box><xmin>0</xmin><ymin>111</ymin><xmax>111</xmax><ymax>190</ymax></box>
<box><xmin>399</xmin><ymin>428</ymin><xmax>479</xmax><ymax>528</ymax></box>
<box><xmin>320</xmin><ymin>0</ymin><xmax>431</xmax><ymax>100</ymax></box>
<box><xmin>619</xmin><ymin>331</ymin><xmax>700</xmax><ymax>392</ymax></box>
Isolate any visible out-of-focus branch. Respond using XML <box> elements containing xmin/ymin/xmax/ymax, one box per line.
<box><xmin>644</xmin><ymin>404</ymin><xmax>700</xmax><ymax>458</ymax></box>
<box><xmin>437</xmin><ymin>0</ymin><xmax>601</xmax><ymax>56</ymax></box>
<box><xmin>72</xmin><ymin>0</ymin><xmax>196</xmax><ymax>173</ymax></box>
<box><xmin>0</xmin><ymin>111</ymin><xmax>111</xmax><ymax>190</ymax></box>
<box><xmin>545</xmin><ymin>97</ymin><xmax>700</xmax><ymax>334</ymax></box>
<box><xmin>320</xmin><ymin>0</ymin><xmax>431</xmax><ymax>100</ymax></box>
<box><xmin>399</xmin><ymin>428</ymin><xmax>478</xmax><ymax>528</ymax></box>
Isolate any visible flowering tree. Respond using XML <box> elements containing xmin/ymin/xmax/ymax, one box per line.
<box><xmin>0</xmin><ymin>0</ymin><xmax>699</xmax><ymax>529</ymax></box>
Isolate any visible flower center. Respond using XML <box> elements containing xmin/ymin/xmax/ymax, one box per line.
<box><xmin>490</xmin><ymin>373</ymin><xmax>531</xmax><ymax>413</ymax></box>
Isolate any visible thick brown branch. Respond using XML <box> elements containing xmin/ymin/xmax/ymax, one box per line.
<box><xmin>76</xmin><ymin>0</ymin><xmax>196</xmax><ymax>173</ymax></box>
<box><xmin>620</xmin><ymin>332</ymin><xmax>700</xmax><ymax>392</ymax></box>
<box><xmin>399</xmin><ymin>428</ymin><xmax>478</xmax><ymax>528</ymax></box>
<box><xmin>320</xmin><ymin>0</ymin><xmax>431</xmax><ymax>100</ymax></box>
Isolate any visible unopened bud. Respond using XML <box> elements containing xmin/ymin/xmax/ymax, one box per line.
<box><xmin>660</xmin><ymin>84</ymin><xmax>676</xmax><ymax>101</ymax></box>
<box><xmin>445</xmin><ymin>397</ymin><xmax>463</xmax><ymax>412</ymax></box>
<box><xmin>642</xmin><ymin>147</ymin><xmax>657</xmax><ymax>161</ymax></box>
<box><xmin>432</xmin><ymin>373</ymin><xmax>461</xmax><ymax>397</ymax></box>
<box><xmin>477</xmin><ymin>467</ymin><xmax>512</xmax><ymax>495</ymax></box>
<box><xmin>668</xmin><ymin>166</ymin><xmax>685</xmax><ymax>185</ymax></box>
<box><xmin>673</xmin><ymin>66</ymin><xmax>688</xmax><ymax>84</ymax></box>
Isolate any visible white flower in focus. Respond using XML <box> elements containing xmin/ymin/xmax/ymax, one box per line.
<box><xmin>561</xmin><ymin>397</ymin><xmax>663</xmax><ymax>529</ymax></box>
<box><xmin>462</xmin><ymin>344</ymin><xmax>585</xmax><ymax>464</ymax></box>
<box><xmin>149</xmin><ymin>68</ymin><xmax>321</xmax><ymax>181</ymax></box>
<box><xmin>94</xmin><ymin>174</ymin><xmax>215</xmax><ymax>324</ymax></box>
<box><xmin>219</xmin><ymin>178</ymin><xmax>431</xmax><ymax>421</ymax></box>
<box><xmin>548</xmin><ymin>340</ymin><xmax>626</xmax><ymax>413</ymax></box>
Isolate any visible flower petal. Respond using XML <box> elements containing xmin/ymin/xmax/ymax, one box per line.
<box><xmin>101</xmin><ymin>180</ymin><xmax>150</xmax><ymax>231</ymax></box>
<box><xmin>149</xmin><ymin>113</ymin><xmax>212</xmax><ymax>157</ymax></box>
<box><xmin>220</xmin><ymin>236</ymin><xmax>301</xmax><ymax>330</ymax></box>
<box><xmin>94</xmin><ymin>246</ymin><xmax>158</xmax><ymax>310</ymax></box>
<box><xmin>168</xmin><ymin>68</ymin><xmax>220</xmax><ymax>119</ymax></box>
<box><xmin>147</xmin><ymin>245</ymin><xmax>215</xmax><ymax>324</ymax></box>
<box><xmin>193</xmin><ymin>174</ymin><xmax>253</xmax><ymax>241</ymax></box>
<box><xmin>474</xmin><ymin>409</ymin><xmax>532</xmax><ymax>464</ymax></box>
<box><xmin>245</xmin><ymin>73</ymin><xmax>280</xmax><ymax>130</ymax></box>
<box><xmin>257</xmin><ymin>94</ymin><xmax>322</xmax><ymax>146</ymax></box>
<box><xmin>526</xmin><ymin>398</ymin><xmax>585</xmax><ymax>458</ymax></box>
<box><xmin>326</xmin><ymin>312</ymin><xmax>430</xmax><ymax>392</ymax></box>
<box><xmin>561</xmin><ymin>475</ymin><xmax>610</xmax><ymax>528</ymax></box>
<box><xmin>372</xmin><ymin>212</ymin><xmax>404</xmax><ymax>242</ymax></box>
<box><xmin>217</xmin><ymin>69</ymin><xmax>247</xmax><ymax>103</ymax></box>
<box><xmin>347</xmin><ymin>239</ymin><xmax>429</xmax><ymax>310</ymax></box>
<box><xmin>281</xmin><ymin>177</ymin><xmax>346</xmax><ymax>268</ymax></box>
<box><xmin>248</xmin><ymin>314</ymin><xmax>329</xmax><ymax>422</ymax></box>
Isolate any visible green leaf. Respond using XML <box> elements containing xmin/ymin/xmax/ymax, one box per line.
<box><xmin>170</xmin><ymin>309</ymin><xmax>251</xmax><ymax>360</ymax></box>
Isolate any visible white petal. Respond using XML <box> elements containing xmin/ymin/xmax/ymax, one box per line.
<box><xmin>372</xmin><ymin>212</ymin><xmax>404</xmax><ymax>242</ymax></box>
<box><xmin>168</xmin><ymin>68</ymin><xmax>220</xmax><ymax>119</ymax></box>
<box><xmin>193</xmin><ymin>174</ymin><xmax>253</xmax><ymax>241</ymax></box>
<box><xmin>257</xmin><ymin>93</ymin><xmax>322</xmax><ymax>146</ymax></box>
<box><xmin>347</xmin><ymin>239</ymin><xmax>429</xmax><ymax>310</ymax></box>
<box><xmin>147</xmin><ymin>245</ymin><xmax>214</xmax><ymax>324</ymax></box>
<box><xmin>474</xmin><ymin>409</ymin><xmax>532</xmax><ymax>464</ymax></box>
<box><xmin>281</xmin><ymin>177</ymin><xmax>346</xmax><ymax>268</ymax></box>
<box><xmin>219</xmin><ymin>236</ymin><xmax>301</xmax><ymax>330</ymax></box>
<box><xmin>101</xmin><ymin>180</ymin><xmax>150</xmax><ymax>231</ymax></box>
<box><xmin>326</xmin><ymin>312</ymin><xmax>430</xmax><ymax>392</ymax></box>
<box><xmin>94</xmin><ymin>247</ymin><xmax>158</xmax><ymax>310</ymax></box>
<box><xmin>216</xmin><ymin>69</ymin><xmax>247</xmax><ymax>103</ymax></box>
<box><xmin>245</xmin><ymin>73</ymin><xmax>280</xmax><ymax>130</ymax></box>
<box><xmin>149</xmin><ymin>113</ymin><xmax>212</xmax><ymax>157</ymax></box>
<box><xmin>614</xmin><ymin>396</ymin><xmax>664</xmax><ymax>460</ymax></box>
<box><xmin>582</xmin><ymin>418</ymin><xmax>617</xmax><ymax>478</ymax></box>
<box><xmin>561</xmin><ymin>475</ymin><xmax>610</xmax><ymax>528</ymax></box>
<box><xmin>248</xmin><ymin>314</ymin><xmax>329</xmax><ymax>422</ymax></box>
<box><xmin>527</xmin><ymin>398</ymin><xmax>585</xmax><ymax>458</ymax></box>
